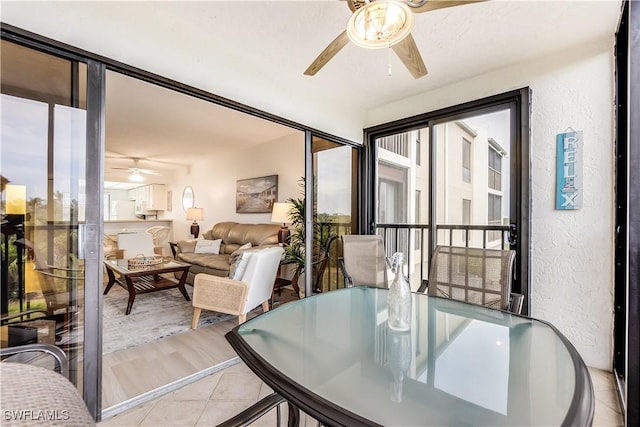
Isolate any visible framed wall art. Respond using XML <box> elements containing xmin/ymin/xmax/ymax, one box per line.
<box><xmin>236</xmin><ymin>175</ymin><xmax>278</xmax><ymax>213</ymax></box>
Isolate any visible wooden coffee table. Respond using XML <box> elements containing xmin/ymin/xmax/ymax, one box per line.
<box><xmin>103</xmin><ymin>259</ymin><xmax>191</xmax><ymax>315</ymax></box>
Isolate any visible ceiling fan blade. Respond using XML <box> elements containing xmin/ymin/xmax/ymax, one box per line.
<box><xmin>347</xmin><ymin>0</ymin><xmax>366</xmax><ymax>13</ymax></box>
<box><xmin>392</xmin><ymin>34</ymin><xmax>428</xmax><ymax>79</ymax></box>
<box><xmin>409</xmin><ymin>0</ymin><xmax>484</xmax><ymax>14</ymax></box>
<box><xmin>138</xmin><ymin>168</ymin><xmax>162</xmax><ymax>176</ymax></box>
<box><xmin>304</xmin><ymin>30</ymin><xmax>350</xmax><ymax>76</ymax></box>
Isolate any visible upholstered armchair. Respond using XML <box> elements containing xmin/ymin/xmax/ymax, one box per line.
<box><xmin>191</xmin><ymin>246</ymin><xmax>284</xmax><ymax>327</ymax></box>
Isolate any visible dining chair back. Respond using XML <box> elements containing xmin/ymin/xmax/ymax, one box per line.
<box><xmin>339</xmin><ymin>235</ymin><xmax>389</xmax><ymax>288</ymax></box>
<box><xmin>428</xmin><ymin>245</ymin><xmax>517</xmax><ymax>311</ymax></box>
<box><xmin>117</xmin><ymin>232</ymin><xmax>156</xmax><ymax>258</ymax></box>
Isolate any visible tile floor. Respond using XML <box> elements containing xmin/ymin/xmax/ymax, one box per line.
<box><xmin>99</xmin><ymin>363</ymin><xmax>624</xmax><ymax>427</ymax></box>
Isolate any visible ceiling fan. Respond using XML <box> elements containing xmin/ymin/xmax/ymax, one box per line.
<box><xmin>304</xmin><ymin>0</ymin><xmax>482</xmax><ymax>79</ymax></box>
<box><xmin>110</xmin><ymin>158</ymin><xmax>162</xmax><ymax>182</ymax></box>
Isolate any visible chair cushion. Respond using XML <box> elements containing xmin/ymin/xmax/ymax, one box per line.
<box><xmin>178</xmin><ymin>253</ymin><xmax>231</xmax><ymax>271</ymax></box>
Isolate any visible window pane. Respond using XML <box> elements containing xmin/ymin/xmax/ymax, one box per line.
<box><xmin>313</xmin><ymin>139</ymin><xmax>357</xmax><ymax>292</ymax></box>
<box><xmin>1</xmin><ymin>40</ymin><xmax>87</xmax><ymax>390</ymax></box>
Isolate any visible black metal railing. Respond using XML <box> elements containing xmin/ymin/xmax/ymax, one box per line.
<box><xmin>314</xmin><ymin>222</ymin><xmax>511</xmax><ymax>293</ymax></box>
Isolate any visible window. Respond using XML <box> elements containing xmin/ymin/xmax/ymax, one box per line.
<box><xmin>463</xmin><ymin>138</ymin><xmax>471</xmax><ymax>183</ymax></box>
<box><xmin>488</xmin><ymin>147</ymin><xmax>502</xmax><ymax>191</ymax></box>
<box><xmin>488</xmin><ymin>194</ymin><xmax>502</xmax><ymax>223</ymax></box>
<box><xmin>415</xmin><ymin>135</ymin><xmax>421</xmax><ymax>165</ymax></box>
<box><xmin>463</xmin><ymin>199</ymin><xmax>471</xmax><ymax>225</ymax></box>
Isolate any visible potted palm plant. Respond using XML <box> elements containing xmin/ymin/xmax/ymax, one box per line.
<box><xmin>282</xmin><ymin>180</ymin><xmax>306</xmax><ymax>282</ymax></box>
<box><xmin>282</xmin><ymin>178</ymin><xmax>335</xmax><ymax>295</ymax></box>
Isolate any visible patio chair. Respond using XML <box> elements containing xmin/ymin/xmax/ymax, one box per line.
<box><xmin>311</xmin><ymin>235</ymin><xmax>338</xmax><ymax>293</ymax></box>
<box><xmin>426</xmin><ymin>245</ymin><xmax>523</xmax><ymax>313</ymax></box>
<box><xmin>338</xmin><ymin>235</ymin><xmax>390</xmax><ymax>288</ymax></box>
<box><xmin>191</xmin><ymin>246</ymin><xmax>284</xmax><ymax>327</ymax></box>
<box><xmin>12</xmin><ymin>238</ymin><xmax>84</xmax><ymax>319</ymax></box>
<box><xmin>1</xmin><ymin>343</ymin><xmax>95</xmax><ymax>425</ymax></box>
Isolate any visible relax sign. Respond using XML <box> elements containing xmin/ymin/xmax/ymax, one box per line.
<box><xmin>556</xmin><ymin>130</ymin><xmax>583</xmax><ymax>210</ymax></box>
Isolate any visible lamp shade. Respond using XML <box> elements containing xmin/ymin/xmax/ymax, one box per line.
<box><xmin>346</xmin><ymin>0</ymin><xmax>414</xmax><ymax>49</ymax></box>
<box><xmin>6</xmin><ymin>184</ymin><xmax>26</xmax><ymax>214</ymax></box>
<box><xmin>271</xmin><ymin>202</ymin><xmax>293</xmax><ymax>225</ymax></box>
<box><xmin>186</xmin><ymin>207</ymin><xmax>204</xmax><ymax>221</ymax></box>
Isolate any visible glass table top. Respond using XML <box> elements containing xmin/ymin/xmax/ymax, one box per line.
<box><xmin>232</xmin><ymin>287</ymin><xmax>593</xmax><ymax>426</ymax></box>
<box><xmin>103</xmin><ymin>258</ymin><xmax>187</xmax><ymax>274</ymax></box>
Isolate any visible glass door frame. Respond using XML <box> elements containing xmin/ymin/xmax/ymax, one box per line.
<box><xmin>304</xmin><ymin>130</ymin><xmax>363</xmax><ymax>297</ymax></box>
<box><xmin>362</xmin><ymin>89</ymin><xmax>531</xmax><ymax>314</ymax></box>
<box><xmin>1</xmin><ymin>24</ymin><xmax>105</xmax><ymax>417</ymax></box>
<box><xmin>614</xmin><ymin>1</ymin><xmax>639</xmax><ymax>424</ymax></box>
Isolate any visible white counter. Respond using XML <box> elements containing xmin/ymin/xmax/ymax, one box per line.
<box><xmin>104</xmin><ymin>219</ymin><xmax>173</xmax><ymax>235</ymax></box>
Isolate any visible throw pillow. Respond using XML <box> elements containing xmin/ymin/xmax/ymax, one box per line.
<box><xmin>194</xmin><ymin>239</ymin><xmax>222</xmax><ymax>254</ymax></box>
<box><xmin>229</xmin><ymin>242</ymin><xmax>253</xmax><ymax>263</ymax></box>
<box><xmin>229</xmin><ymin>251</ymin><xmax>252</xmax><ymax>281</ymax></box>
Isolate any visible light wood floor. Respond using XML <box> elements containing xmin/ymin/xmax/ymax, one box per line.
<box><xmin>102</xmin><ymin>316</ymin><xmax>239</xmax><ymax>409</ymax></box>
<box><xmin>101</xmin><ymin>287</ymin><xmax>300</xmax><ymax>411</ymax></box>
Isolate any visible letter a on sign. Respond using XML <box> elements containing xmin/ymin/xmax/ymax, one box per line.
<box><xmin>555</xmin><ymin>130</ymin><xmax>583</xmax><ymax>210</ymax></box>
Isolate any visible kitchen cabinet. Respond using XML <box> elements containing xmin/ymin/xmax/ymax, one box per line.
<box><xmin>129</xmin><ymin>184</ymin><xmax>166</xmax><ymax>212</ymax></box>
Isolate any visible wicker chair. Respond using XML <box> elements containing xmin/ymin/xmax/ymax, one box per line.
<box><xmin>191</xmin><ymin>246</ymin><xmax>284</xmax><ymax>327</ymax></box>
<box><xmin>338</xmin><ymin>235</ymin><xmax>390</xmax><ymax>288</ymax></box>
<box><xmin>426</xmin><ymin>245</ymin><xmax>523</xmax><ymax>313</ymax></box>
<box><xmin>145</xmin><ymin>225</ymin><xmax>171</xmax><ymax>256</ymax></box>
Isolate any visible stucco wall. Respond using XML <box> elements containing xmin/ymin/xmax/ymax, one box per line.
<box><xmin>367</xmin><ymin>41</ymin><xmax>616</xmax><ymax>369</ymax></box>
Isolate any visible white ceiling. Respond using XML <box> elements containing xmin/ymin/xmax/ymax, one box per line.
<box><xmin>3</xmin><ymin>1</ymin><xmax>622</xmax><ymax>184</ymax></box>
<box><xmin>104</xmin><ymin>71</ymin><xmax>300</xmax><ymax>183</ymax></box>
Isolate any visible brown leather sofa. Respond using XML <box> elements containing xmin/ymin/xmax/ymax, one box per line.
<box><xmin>173</xmin><ymin>221</ymin><xmax>281</xmax><ymax>285</ymax></box>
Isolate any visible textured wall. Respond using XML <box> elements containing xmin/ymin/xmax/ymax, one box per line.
<box><xmin>367</xmin><ymin>41</ymin><xmax>616</xmax><ymax>369</ymax></box>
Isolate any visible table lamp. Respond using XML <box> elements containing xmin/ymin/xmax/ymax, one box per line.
<box><xmin>271</xmin><ymin>202</ymin><xmax>293</xmax><ymax>244</ymax></box>
<box><xmin>186</xmin><ymin>207</ymin><xmax>204</xmax><ymax>239</ymax></box>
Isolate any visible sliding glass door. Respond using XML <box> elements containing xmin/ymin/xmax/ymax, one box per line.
<box><xmin>309</xmin><ymin>135</ymin><xmax>359</xmax><ymax>294</ymax></box>
<box><xmin>366</xmin><ymin>90</ymin><xmax>530</xmax><ymax>313</ymax></box>
<box><xmin>1</xmin><ymin>40</ymin><xmax>88</xmax><ymax>385</ymax></box>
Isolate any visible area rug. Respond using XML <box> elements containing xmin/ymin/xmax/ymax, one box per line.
<box><xmin>102</xmin><ymin>284</ymin><xmax>234</xmax><ymax>354</ymax></box>
<box><xmin>102</xmin><ymin>282</ymin><xmax>299</xmax><ymax>354</ymax></box>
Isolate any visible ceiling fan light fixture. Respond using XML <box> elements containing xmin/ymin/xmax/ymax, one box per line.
<box><xmin>346</xmin><ymin>0</ymin><xmax>414</xmax><ymax>49</ymax></box>
<box><xmin>129</xmin><ymin>170</ymin><xmax>144</xmax><ymax>182</ymax></box>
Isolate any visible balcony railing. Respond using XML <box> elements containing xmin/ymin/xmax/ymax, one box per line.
<box><xmin>315</xmin><ymin>222</ymin><xmax>511</xmax><ymax>293</ymax></box>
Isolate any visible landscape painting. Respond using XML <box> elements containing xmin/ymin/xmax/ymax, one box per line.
<box><xmin>236</xmin><ymin>175</ymin><xmax>278</xmax><ymax>213</ymax></box>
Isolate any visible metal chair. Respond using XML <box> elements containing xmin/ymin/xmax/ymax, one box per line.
<box><xmin>425</xmin><ymin>245</ymin><xmax>523</xmax><ymax>314</ymax></box>
<box><xmin>311</xmin><ymin>235</ymin><xmax>338</xmax><ymax>293</ymax></box>
<box><xmin>1</xmin><ymin>343</ymin><xmax>95</xmax><ymax>425</ymax></box>
<box><xmin>338</xmin><ymin>235</ymin><xmax>390</xmax><ymax>288</ymax></box>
